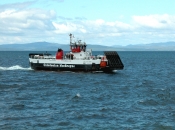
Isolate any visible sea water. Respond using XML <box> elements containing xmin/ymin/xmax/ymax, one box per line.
<box><xmin>0</xmin><ymin>51</ymin><xmax>175</xmax><ymax>129</ymax></box>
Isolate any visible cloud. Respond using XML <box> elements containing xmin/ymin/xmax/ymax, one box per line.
<box><xmin>0</xmin><ymin>1</ymin><xmax>36</xmax><ymax>10</ymax></box>
<box><xmin>52</xmin><ymin>22</ymin><xmax>77</xmax><ymax>33</ymax></box>
<box><xmin>51</xmin><ymin>19</ymin><xmax>133</xmax><ymax>38</ymax></box>
<box><xmin>131</xmin><ymin>14</ymin><xmax>175</xmax><ymax>44</ymax></box>
<box><xmin>0</xmin><ymin>1</ymin><xmax>175</xmax><ymax>45</ymax></box>
<box><xmin>0</xmin><ymin>9</ymin><xmax>56</xmax><ymax>31</ymax></box>
<box><xmin>50</xmin><ymin>0</ymin><xmax>64</xmax><ymax>2</ymax></box>
<box><xmin>133</xmin><ymin>14</ymin><xmax>175</xmax><ymax>29</ymax></box>
<box><xmin>0</xmin><ymin>7</ymin><xmax>57</xmax><ymax>43</ymax></box>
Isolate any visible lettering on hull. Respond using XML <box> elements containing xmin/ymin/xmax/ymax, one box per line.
<box><xmin>44</xmin><ymin>63</ymin><xmax>75</xmax><ymax>68</ymax></box>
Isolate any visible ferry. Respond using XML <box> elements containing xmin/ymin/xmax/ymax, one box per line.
<box><xmin>29</xmin><ymin>34</ymin><xmax>124</xmax><ymax>72</ymax></box>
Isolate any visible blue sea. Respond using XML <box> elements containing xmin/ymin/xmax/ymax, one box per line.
<box><xmin>0</xmin><ymin>51</ymin><xmax>175</xmax><ymax>129</ymax></box>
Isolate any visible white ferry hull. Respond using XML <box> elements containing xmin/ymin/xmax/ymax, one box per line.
<box><xmin>28</xmin><ymin>34</ymin><xmax>124</xmax><ymax>73</ymax></box>
<box><xmin>29</xmin><ymin>58</ymin><xmax>101</xmax><ymax>72</ymax></box>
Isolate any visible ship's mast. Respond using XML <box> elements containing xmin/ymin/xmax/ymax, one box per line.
<box><xmin>69</xmin><ymin>33</ymin><xmax>87</xmax><ymax>53</ymax></box>
<box><xmin>69</xmin><ymin>33</ymin><xmax>73</xmax><ymax>45</ymax></box>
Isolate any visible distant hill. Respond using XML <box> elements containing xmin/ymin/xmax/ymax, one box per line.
<box><xmin>124</xmin><ymin>41</ymin><xmax>175</xmax><ymax>51</ymax></box>
<box><xmin>0</xmin><ymin>41</ymin><xmax>175</xmax><ymax>51</ymax></box>
<box><xmin>0</xmin><ymin>42</ymin><xmax>62</xmax><ymax>51</ymax></box>
<box><xmin>0</xmin><ymin>42</ymin><xmax>119</xmax><ymax>51</ymax></box>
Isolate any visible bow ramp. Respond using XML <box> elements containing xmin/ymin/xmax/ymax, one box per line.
<box><xmin>104</xmin><ymin>51</ymin><xmax>124</xmax><ymax>70</ymax></box>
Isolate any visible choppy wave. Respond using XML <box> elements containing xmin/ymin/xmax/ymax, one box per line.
<box><xmin>0</xmin><ymin>65</ymin><xmax>31</xmax><ymax>71</ymax></box>
<box><xmin>1</xmin><ymin>51</ymin><xmax>175</xmax><ymax>129</ymax></box>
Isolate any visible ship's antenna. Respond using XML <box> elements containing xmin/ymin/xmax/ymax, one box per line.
<box><xmin>69</xmin><ymin>33</ymin><xmax>73</xmax><ymax>45</ymax></box>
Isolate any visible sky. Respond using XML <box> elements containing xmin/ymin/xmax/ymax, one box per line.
<box><xmin>0</xmin><ymin>0</ymin><xmax>175</xmax><ymax>46</ymax></box>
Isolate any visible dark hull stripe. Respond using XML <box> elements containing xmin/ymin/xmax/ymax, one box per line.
<box><xmin>30</xmin><ymin>63</ymin><xmax>99</xmax><ymax>71</ymax></box>
<box><xmin>30</xmin><ymin>63</ymin><xmax>115</xmax><ymax>72</ymax></box>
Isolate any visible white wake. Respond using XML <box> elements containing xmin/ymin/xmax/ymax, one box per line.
<box><xmin>0</xmin><ymin>65</ymin><xmax>31</xmax><ymax>71</ymax></box>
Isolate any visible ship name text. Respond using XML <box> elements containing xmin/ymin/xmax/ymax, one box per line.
<box><xmin>44</xmin><ymin>63</ymin><xmax>75</xmax><ymax>68</ymax></box>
